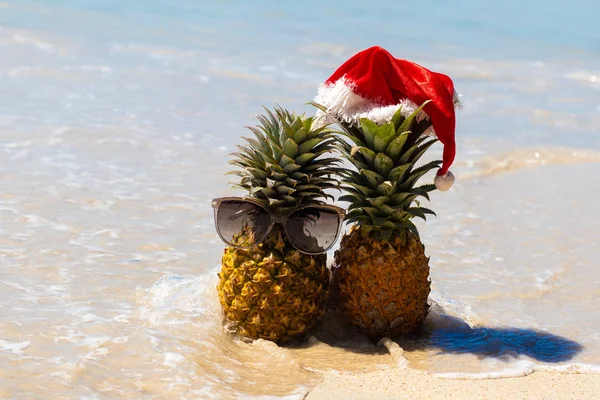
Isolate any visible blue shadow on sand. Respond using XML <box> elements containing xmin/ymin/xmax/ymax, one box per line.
<box><xmin>420</xmin><ymin>314</ymin><xmax>583</xmax><ymax>363</ymax></box>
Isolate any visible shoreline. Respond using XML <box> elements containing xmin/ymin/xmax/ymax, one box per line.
<box><xmin>305</xmin><ymin>366</ymin><xmax>600</xmax><ymax>400</ymax></box>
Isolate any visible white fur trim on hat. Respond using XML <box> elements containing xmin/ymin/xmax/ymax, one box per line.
<box><xmin>314</xmin><ymin>78</ymin><xmax>436</xmax><ymax>135</ymax></box>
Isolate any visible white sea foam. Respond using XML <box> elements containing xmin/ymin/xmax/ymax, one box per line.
<box><xmin>435</xmin><ymin>361</ymin><xmax>600</xmax><ymax>380</ymax></box>
<box><xmin>538</xmin><ymin>363</ymin><xmax>600</xmax><ymax>374</ymax></box>
<box><xmin>140</xmin><ymin>272</ymin><xmax>220</xmax><ymax>316</ymax></box>
<box><xmin>163</xmin><ymin>352</ymin><xmax>186</xmax><ymax>368</ymax></box>
<box><xmin>0</xmin><ymin>340</ymin><xmax>31</xmax><ymax>355</ymax></box>
<box><xmin>429</xmin><ymin>292</ymin><xmax>482</xmax><ymax>327</ymax></box>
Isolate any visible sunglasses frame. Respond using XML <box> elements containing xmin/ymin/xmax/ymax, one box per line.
<box><xmin>211</xmin><ymin>196</ymin><xmax>346</xmax><ymax>255</ymax></box>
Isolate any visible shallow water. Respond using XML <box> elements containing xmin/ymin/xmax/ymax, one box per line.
<box><xmin>1</xmin><ymin>0</ymin><xmax>600</xmax><ymax>398</ymax></box>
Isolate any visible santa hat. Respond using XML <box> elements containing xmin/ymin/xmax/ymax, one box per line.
<box><xmin>314</xmin><ymin>46</ymin><xmax>460</xmax><ymax>191</ymax></box>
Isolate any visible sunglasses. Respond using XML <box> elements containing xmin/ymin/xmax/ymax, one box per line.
<box><xmin>211</xmin><ymin>197</ymin><xmax>346</xmax><ymax>255</ymax></box>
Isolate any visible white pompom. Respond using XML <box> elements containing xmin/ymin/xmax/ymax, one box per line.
<box><xmin>434</xmin><ymin>170</ymin><xmax>455</xmax><ymax>191</ymax></box>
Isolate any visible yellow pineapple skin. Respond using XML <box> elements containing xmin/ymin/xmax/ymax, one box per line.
<box><xmin>333</xmin><ymin>226</ymin><xmax>430</xmax><ymax>338</ymax></box>
<box><xmin>217</xmin><ymin>231</ymin><xmax>330</xmax><ymax>343</ymax></box>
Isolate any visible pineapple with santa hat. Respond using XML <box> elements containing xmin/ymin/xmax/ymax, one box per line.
<box><xmin>314</xmin><ymin>46</ymin><xmax>460</xmax><ymax>338</ymax></box>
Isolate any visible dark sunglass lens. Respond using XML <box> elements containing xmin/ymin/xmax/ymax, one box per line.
<box><xmin>286</xmin><ymin>207</ymin><xmax>340</xmax><ymax>254</ymax></box>
<box><xmin>216</xmin><ymin>200</ymin><xmax>270</xmax><ymax>247</ymax></box>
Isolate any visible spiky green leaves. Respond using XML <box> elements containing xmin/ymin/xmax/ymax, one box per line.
<box><xmin>229</xmin><ymin>106</ymin><xmax>340</xmax><ymax>213</ymax></box>
<box><xmin>332</xmin><ymin>104</ymin><xmax>441</xmax><ymax>241</ymax></box>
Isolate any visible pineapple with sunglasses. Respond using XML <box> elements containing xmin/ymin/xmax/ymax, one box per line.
<box><xmin>212</xmin><ymin>107</ymin><xmax>344</xmax><ymax>343</ymax></box>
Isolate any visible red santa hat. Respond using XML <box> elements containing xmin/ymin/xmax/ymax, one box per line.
<box><xmin>314</xmin><ymin>46</ymin><xmax>460</xmax><ymax>191</ymax></box>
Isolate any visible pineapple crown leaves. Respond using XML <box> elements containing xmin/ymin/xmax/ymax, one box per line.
<box><xmin>314</xmin><ymin>101</ymin><xmax>442</xmax><ymax>242</ymax></box>
<box><xmin>228</xmin><ymin>106</ymin><xmax>341</xmax><ymax>213</ymax></box>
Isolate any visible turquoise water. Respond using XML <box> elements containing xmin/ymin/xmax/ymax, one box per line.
<box><xmin>1</xmin><ymin>1</ymin><xmax>600</xmax><ymax>398</ymax></box>
<box><xmin>2</xmin><ymin>0</ymin><xmax>599</xmax><ymax>147</ymax></box>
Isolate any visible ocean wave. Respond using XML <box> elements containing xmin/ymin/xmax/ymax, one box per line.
<box><xmin>136</xmin><ymin>273</ymin><xmax>319</xmax><ymax>400</ymax></box>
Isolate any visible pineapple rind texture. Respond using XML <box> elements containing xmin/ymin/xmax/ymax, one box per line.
<box><xmin>334</xmin><ymin>226</ymin><xmax>430</xmax><ymax>338</ymax></box>
<box><xmin>218</xmin><ymin>231</ymin><xmax>330</xmax><ymax>343</ymax></box>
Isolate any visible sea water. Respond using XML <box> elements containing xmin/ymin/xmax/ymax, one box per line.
<box><xmin>1</xmin><ymin>0</ymin><xmax>599</xmax><ymax>398</ymax></box>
